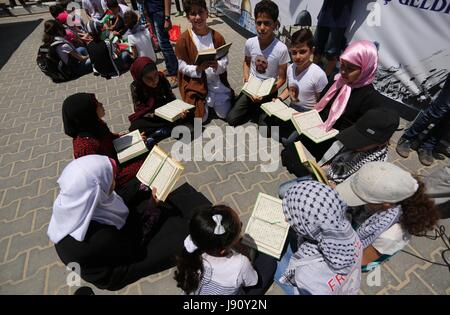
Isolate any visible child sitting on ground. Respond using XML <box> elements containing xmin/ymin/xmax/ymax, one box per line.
<box><xmin>123</xmin><ymin>10</ymin><xmax>156</xmax><ymax>61</ymax></box>
<box><xmin>105</xmin><ymin>0</ymin><xmax>131</xmax><ymax>38</ymax></box>
<box><xmin>279</xmin><ymin>108</ymin><xmax>400</xmax><ymax>197</ymax></box>
<box><xmin>226</xmin><ymin>0</ymin><xmax>290</xmax><ymax>126</ymax></box>
<box><xmin>174</xmin><ymin>205</ymin><xmax>258</xmax><ymax>295</ymax></box>
<box><xmin>175</xmin><ymin>0</ymin><xmax>234</xmax><ymax>122</ymax></box>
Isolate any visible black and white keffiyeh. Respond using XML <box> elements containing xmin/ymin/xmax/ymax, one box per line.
<box><xmin>327</xmin><ymin>146</ymin><xmax>388</xmax><ymax>184</ymax></box>
<box><xmin>280</xmin><ymin>181</ymin><xmax>359</xmax><ymax>285</ymax></box>
<box><xmin>351</xmin><ymin>205</ymin><xmax>401</xmax><ymax>249</ymax></box>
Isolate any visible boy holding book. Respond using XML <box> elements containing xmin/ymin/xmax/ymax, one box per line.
<box><xmin>227</xmin><ymin>0</ymin><xmax>290</xmax><ymax>127</ymax></box>
<box><xmin>175</xmin><ymin>0</ymin><xmax>234</xmax><ymax>122</ymax></box>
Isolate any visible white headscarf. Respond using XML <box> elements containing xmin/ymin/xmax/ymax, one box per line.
<box><xmin>47</xmin><ymin>155</ymin><xmax>129</xmax><ymax>244</ymax></box>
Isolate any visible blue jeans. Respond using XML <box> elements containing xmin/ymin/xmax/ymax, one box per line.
<box><xmin>278</xmin><ymin>176</ymin><xmax>313</xmax><ymax>199</ymax></box>
<box><xmin>146</xmin><ymin>8</ymin><xmax>178</xmax><ymax>76</ymax></box>
<box><xmin>274</xmin><ymin>230</ymin><xmax>298</xmax><ymax>295</ymax></box>
<box><xmin>402</xmin><ymin>75</ymin><xmax>450</xmax><ymax>150</ymax></box>
<box><xmin>69</xmin><ymin>47</ymin><xmax>92</xmax><ymax>77</ymax></box>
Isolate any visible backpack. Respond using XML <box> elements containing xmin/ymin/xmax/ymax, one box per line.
<box><xmin>36</xmin><ymin>40</ymin><xmax>73</xmax><ymax>83</ymax></box>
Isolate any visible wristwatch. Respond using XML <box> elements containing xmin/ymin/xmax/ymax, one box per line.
<box><xmin>164</xmin><ymin>15</ymin><xmax>171</xmax><ymax>21</ymax></box>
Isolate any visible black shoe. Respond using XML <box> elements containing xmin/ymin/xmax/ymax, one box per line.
<box><xmin>149</xmin><ymin>127</ymin><xmax>172</xmax><ymax>141</ymax></box>
<box><xmin>396</xmin><ymin>138</ymin><xmax>412</xmax><ymax>158</ymax></box>
<box><xmin>433</xmin><ymin>146</ymin><xmax>450</xmax><ymax>159</ymax></box>
<box><xmin>418</xmin><ymin>148</ymin><xmax>434</xmax><ymax>166</ymax></box>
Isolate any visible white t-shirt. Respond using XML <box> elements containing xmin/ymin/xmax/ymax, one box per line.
<box><xmin>193</xmin><ymin>251</ymin><xmax>258</xmax><ymax>295</ymax></box>
<box><xmin>372</xmin><ymin>223</ymin><xmax>411</xmax><ymax>255</ymax></box>
<box><xmin>287</xmin><ymin>62</ymin><xmax>328</xmax><ymax>111</ymax></box>
<box><xmin>245</xmin><ymin>36</ymin><xmax>290</xmax><ymax>80</ymax></box>
<box><xmin>128</xmin><ymin>29</ymin><xmax>156</xmax><ymax>61</ymax></box>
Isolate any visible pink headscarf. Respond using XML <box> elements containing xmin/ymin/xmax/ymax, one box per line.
<box><xmin>314</xmin><ymin>40</ymin><xmax>378</xmax><ymax>131</ymax></box>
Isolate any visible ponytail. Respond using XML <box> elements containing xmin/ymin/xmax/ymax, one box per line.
<box><xmin>174</xmin><ymin>248</ymin><xmax>204</xmax><ymax>294</ymax></box>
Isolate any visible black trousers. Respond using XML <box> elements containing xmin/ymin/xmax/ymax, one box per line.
<box><xmin>227</xmin><ymin>92</ymin><xmax>277</xmax><ymax>127</ymax></box>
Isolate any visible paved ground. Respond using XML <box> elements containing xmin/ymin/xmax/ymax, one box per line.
<box><xmin>0</xmin><ymin>5</ymin><xmax>449</xmax><ymax>295</ymax></box>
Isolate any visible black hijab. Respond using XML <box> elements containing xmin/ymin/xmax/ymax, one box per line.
<box><xmin>62</xmin><ymin>93</ymin><xmax>108</xmax><ymax>138</ymax></box>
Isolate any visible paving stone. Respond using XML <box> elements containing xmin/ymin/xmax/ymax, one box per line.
<box><xmin>36</xmin><ymin>124</ymin><xmax>63</xmax><ymax>138</ymax></box>
<box><xmin>0</xmin><ymin>141</ymin><xmax>20</xmax><ymax>155</ymax></box>
<box><xmin>43</xmin><ymin>149</ymin><xmax>72</xmax><ymax>167</ymax></box>
<box><xmin>232</xmin><ymin>185</ymin><xmax>265</xmax><ymax>215</ymax></box>
<box><xmin>413</xmin><ymin>257</ymin><xmax>450</xmax><ymax>295</ymax></box>
<box><xmin>259</xmin><ymin>173</ymin><xmax>291</xmax><ymax>197</ymax></box>
<box><xmin>213</xmin><ymin>161</ymin><xmax>249</xmax><ymax>181</ymax></box>
<box><xmin>0</xmin><ymin>201</ymin><xmax>19</xmax><ymax>221</ymax></box>
<box><xmin>140</xmin><ymin>268</ymin><xmax>182</xmax><ymax>295</ymax></box>
<box><xmin>17</xmin><ymin>190</ymin><xmax>54</xmax><ymax>218</ymax></box>
<box><xmin>26</xmin><ymin>246</ymin><xmax>58</xmax><ymax>279</ymax></box>
<box><xmin>23</xmin><ymin>119</ymin><xmax>52</xmax><ymax>134</ymax></box>
<box><xmin>11</xmin><ymin>155</ymin><xmax>45</xmax><ymax>176</ymax></box>
<box><xmin>360</xmin><ymin>265</ymin><xmax>402</xmax><ymax>295</ymax></box>
<box><xmin>208</xmin><ymin>175</ymin><xmax>244</xmax><ymax>201</ymax></box>
<box><xmin>8</xmin><ymin>130</ymin><xmax>36</xmax><ymax>145</ymax></box>
<box><xmin>39</xmin><ymin>177</ymin><xmax>58</xmax><ymax>195</ymax></box>
<box><xmin>3</xmin><ymin>180</ymin><xmax>40</xmax><ymax>206</ymax></box>
<box><xmin>0</xmin><ymin>237</ymin><xmax>10</xmax><ymax>263</ymax></box>
<box><xmin>0</xmin><ymin>163</ymin><xmax>12</xmax><ymax>178</ymax></box>
<box><xmin>31</xmin><ymin>141</ymin><xmax>61</xmax><ymax>159</ymax></box>
<box><xmin>25</xmin><ymin>163</ymin><xmax>59</xmax><ymax>185</ymax></box>
<box><xmin>235</xmin><ymin>169</ymin><xmax>272</xmax><ymax>190</ymax></box>
<box><xmin>34</xmin><ymin>208</ymin><xmax>52</xmax><ymax>232</ymax></box>
<box><xmin>1</xmin><ymin>148</ymin><xmax>32</xmax><ymax>166</ymax></box>
<box><xmin>0</xmin><ymin>172</ymin><xmax>25</xmax><ymax>190</ymax></box>
<box><xmin>0</xmin><ymin>268</ymin><xmax>47</xmax><ymax>295</ymax></box>
<box><xmin>0</xmin><ymin>212</ymin><xmax>34</xmax><ymax>240</ymax></box>
<box><xmin>0</xmin><ymin>252</ymin><xmax>26</xmax><ymax>284</ymax></box>
<box><xmin>186</xmin><ymin>168</ymin><xmax>221</xmax><ymax>188</ymax></box>
<box><xmin>7</xmin><ymin>227</ymin><xmax>51</xmax><ymax>260</ymax></box>
<box><xmin>386</xmin><ymin>272</ymin><xmax>436</xmax><ymax>295</ymax></box>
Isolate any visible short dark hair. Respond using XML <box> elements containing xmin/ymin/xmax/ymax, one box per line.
<box><xmin>49</xmin><ymin>4</ymin><xmax>64</xmax><ymax>19</ymax></box>
<box><xmin>254</xmin><ymin>0</ymin><xmax>279</xmax><ymax>21</ymax></box>
<box><xmin>182</xmin><ymin>0</ymin><xmax>207</xmax><ymax>15</ymax></box>
<box><xmin>291</xmin><ymin>28</ymin><xmax>315</xmax><ymax>50</ymax></box>
<box><xmin>106</xmin><ymin>0</ymin><xmax>119</xmax><ymax>9</ymax></box>
<box><xmin>123</xmin><ymin>10</ymin><xmax>138</xmax><ymax>27</ymax></box>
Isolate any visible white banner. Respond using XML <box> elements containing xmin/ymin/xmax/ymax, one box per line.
<box><xmin>218</xmin><ymin>0</ymin><xmax>450</xmax><ymax>110</ymax></box>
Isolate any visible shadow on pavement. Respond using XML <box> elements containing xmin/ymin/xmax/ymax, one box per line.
<box><xmin>0</xmin><ymin>18</ymin><xmax>43</xmax><ymax>70</ymax></box>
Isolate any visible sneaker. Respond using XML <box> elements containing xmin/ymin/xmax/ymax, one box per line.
<box><xmin>418</xmin><ymin>148</ymin><xmax>434</xmax><ymax>166</ymax></box>
<box><xmin>145</xmin><ymin>137</ymin><xmax>156</xmax><ymax>149</ymax></box>
<box><xmin>396</xmin><ymin>138</ymin><xmax>412</xmax><ymax>158</ymax></box>
<box><xmin>433</xmin><ymin>145</ymin><xmax>450</xmax><ymax>159</ymax></box>
<box><xmin>175</xmin><ymin>11</ymin><xmax>184</xmax><ymax>17</ymax></box>
<box><xmin>167</xmin><ymin>75</ymin><xmax>178</xmax><ymax>89</ymax></box>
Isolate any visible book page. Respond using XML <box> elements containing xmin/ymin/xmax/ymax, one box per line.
<box><xmin>303</xmin><ymin>126</ymin><xmax>338</xmax><ymax>143</ymax></box>
<box><xmin>113</xmin><ymin>130</ymin><xmax>141</xmax><ymax>152</ymax></box>
<box><xmin>150</xmin><ymin>158</ymin><xmax>179</xmax><ymax>200</ymax></box>
<box><xmin>291</xmin><ymin>110</ymin><xmax>324</xmax><ymax>132</ymax></box>
<box><xmin>262</xmin><ymin>99</ymin><xmax>288</xmax><ymax>114</ymax></box>
<box><xmin>294</xmin><ymin>141</ymin><xmax>316</xmax><ymax>163</ymax></box>
<box><xmin>117</xmin><ymin>140</ymin><xmax>148</xmax><ymax>164</ymax></box>
<box><xmin>252</xmin><ymin>193</ymin><xmax>286</xmax><ymax>224</ymax></box>
<box><xmin>155</xmin><ymin>100</ymin><xmax>195</xmax><ymax>121</ymax></box>
<box><xmin>274</xmin><ymin>107</ymin><xmax>297</xmax><ymax>121</ymax></box>
<box><xmin>136</xmin><ymin>147</ymin><xmax>167</xmax><ymax>185</ymax></box>
<box><xmin>243</xmin><ymin>75</ymin><xmax>263</xmax><ymax>96</ymax></box>
<box><xmin>243</xmin><ymin>217</ymin><xmax>289</xmax><ymax>258</ymax></box>
<box><xmin>256</xmin><ymin>78</ymin><xmax>276</xmax><ymax>97</ymax></box>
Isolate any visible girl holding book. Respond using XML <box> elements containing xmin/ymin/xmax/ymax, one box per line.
<box><xmin>47</xmin><ymin>154</ymin><xmax>197</xmax><ymax>291</ymax></box>
<box><xmin>129</xmin><ymin>56</ymin><xmax>187</xmax><ymax>139</ymax></box>
<box><xmin>175</xmin><ymin>0</ymin><xmax>234</xmax><ymax>122</ymax></box>
<box><xmin>174</xmin><ymin>205</ymin><xmax>259</xmax><ymax>295</ymax></box>
<box><xmin>62</xmin><ymin>93</ymin><xmax>147</xmax><ymax>190</ymax></box>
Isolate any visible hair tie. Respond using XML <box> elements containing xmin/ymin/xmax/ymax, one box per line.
<box><xmin>212</xmin><ymin>214</ymin><xmax>225</xmax><ymax>235</ymax></box>
<box><xmin>184</xmin><ymin>235</ymin><xmax>198</xmax><ymax>253</ymax></box>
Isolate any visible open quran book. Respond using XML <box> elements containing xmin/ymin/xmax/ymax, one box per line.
<box><xmin>294</xmin><ymin>141</ymin><xmax>329</xmax><ymax>185</ymax></box>
<box><xmin>136</xmin><ymin>146</ymin><xmax>184</xmax><ymax>201</ymax></box>
<box><xmin>113</xmin><ymin>129</ymin><xmax>148</xmax><ymax>164</ymax></box>
<box><xmin>194</xmin><ymin>42</ymin><xmax>232</xmax><ymax>65</ymax></box>
<box><xmin>154</xmin><ymin>99</ymin><xmax>195</xmax><ymax>122</ymax></box>
<box><xmin>291</xmin><ymin>109</ymin><xmax>339</xmax><ymax>143</ymax></box>
<box><xmin>242</xmin><ymin>193</ymin><xmax>289</xmax><ymax>259</ymax></box>
<box><xmin>260</xmin><ymin>99</ymin><xmax>298</xmax><ymax>121</ymax></box>
<box><xmin>242</xmin><ymin>75</ymin><xmax>276</xmax><ymax>98</ymax></box>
